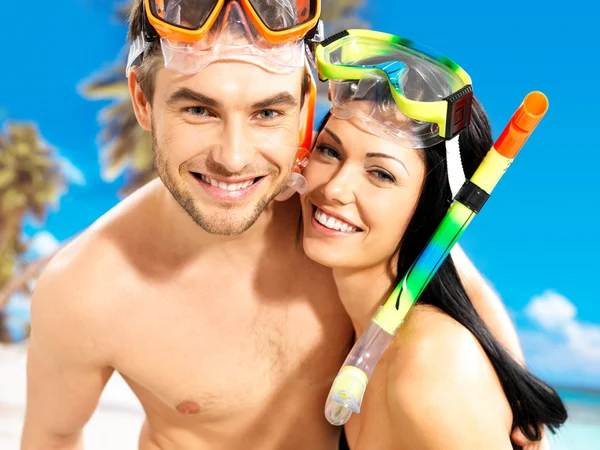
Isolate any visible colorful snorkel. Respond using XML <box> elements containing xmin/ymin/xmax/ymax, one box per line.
<box><xmin>324</xmin><ymin>91</ymin><xmax>550</xmax><ymax>425</ymax></box>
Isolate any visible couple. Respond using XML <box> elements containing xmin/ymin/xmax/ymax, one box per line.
<box><xmin>21</xmin><ymin>1</ymin><xmax>566</xmax><ymax>449</ymax></box>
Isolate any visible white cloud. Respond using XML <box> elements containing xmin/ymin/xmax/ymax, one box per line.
<box><xmin>521</xmin><ymin>290</ymin><xmax>600</xmax><ymax>385</ymax></box>
<box><xmin>28</xmin><ymin>231</ymin><xmax>61</xmax><ymax>259</ymax></box>
<box><xmin>525</xmin><ymin>290</ymin><xmax>577</xmax><ymax>330</ymax></box>
<box><xmin>59</xmin><ymin>156</ymin><xmax>86</xmax><ymax>186</ymax></box>
<box><xmin>3</xmin><ymin>291</ymin><xmax>31</xmax><ymax>323</ymax></box>
<box><xmin>562</xmin><ymin>321</ymin><xmax>600</xmax><ymax>361</ymax></box>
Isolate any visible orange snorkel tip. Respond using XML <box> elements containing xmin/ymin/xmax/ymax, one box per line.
<box><xmin>494</xmin><ymin>91</ymin><xmax>549</xmax><ymax>158</ymax></box>
<box><xmin>299</xmin><ymin>67</ymin><xmax>317</xmax><ymax>152</ymax></box>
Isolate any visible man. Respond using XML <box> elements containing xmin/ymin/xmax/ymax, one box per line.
<box><xmin>21</xmin><ymin>1</ymin><xmax>528</xmax><ymax>449</ymax></box>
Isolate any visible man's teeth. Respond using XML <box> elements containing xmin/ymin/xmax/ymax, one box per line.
<box><xmin>200</xmin><ymin>175</ymin><xmax>255</xmax><ymax>191</ymax></box>
<box><xmin>314</xmin><ymin>208</ymin><xmax>359</xmax><ymax>232</ymax></box>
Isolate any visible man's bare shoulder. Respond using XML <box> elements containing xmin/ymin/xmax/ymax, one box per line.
<box><xmin>31</xmin><ymin>181</ymin><xmax>162</xmax><ymax>356</ymax></box>
<box><xmin>43</xmin><ymin>179</ymin><xmax>160</xmax><ymax>288</ymax></box>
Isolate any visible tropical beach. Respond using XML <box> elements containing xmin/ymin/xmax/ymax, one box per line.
<box><xmin>2</xmin><ymin>343</ymin><xmax>599</xmax><ymax>449</ymax></box>
<box><xmin>1</xmin><ymin>0</ymin><xmax>598</xmax><ymax>448</ymax></box>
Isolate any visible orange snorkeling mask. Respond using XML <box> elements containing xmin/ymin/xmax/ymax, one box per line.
<box><xmin>127</xmin><ymin>0</ymin><xmax>321</xmax><ymax>75</ymax></box>
<box><xmin>145</xmin><ymin>0</ymin><xmax>321</xmax><ymax>45</ymax></box>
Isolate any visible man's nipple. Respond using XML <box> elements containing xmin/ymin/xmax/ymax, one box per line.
<box><xmin>176</xmin><ymin>400</ymin><xmax>200</xmax><ymax>414</ymax></box>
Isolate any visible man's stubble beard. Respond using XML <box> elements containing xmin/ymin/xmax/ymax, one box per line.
<box><xmin>151</xmin><ymin>131</ymin><xmax>291</xmax><ymax>236</ymax></box>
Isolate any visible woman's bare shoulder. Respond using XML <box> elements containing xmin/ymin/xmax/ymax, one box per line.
<box><xmin>383</xmin><ymin>305</ymin><xmax>513</xmax><ymax>449</ymax></box>
<box><xmin>391</xmin><ymin>305</ymin><xmax>487</xmax><ymax>372</ymax></box>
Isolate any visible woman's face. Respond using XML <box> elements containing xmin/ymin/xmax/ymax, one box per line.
<box><xmin>301</xmin><ymin>115</ymin><xmax>426</xmax><ymax>272</ymax></box>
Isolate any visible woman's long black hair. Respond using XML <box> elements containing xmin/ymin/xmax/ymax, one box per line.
<box><xmin>317</xmin><ymin>98</ymin><xmax>567</xmax><ymax>446</ymax></box>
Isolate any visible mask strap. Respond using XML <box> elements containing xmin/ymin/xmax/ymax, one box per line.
<box><xmin>126</xmin><ymin>35</ymin><xmax>151</xmax><ymax>77</ymax></box>
<box><xmin>445</xmin><ymin>135</ymin><xmax>466</xmax><ymax>199</ymax></box>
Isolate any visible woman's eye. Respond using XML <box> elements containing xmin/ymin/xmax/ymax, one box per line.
<box><xmin>370</xmin><ymin>169</ymin><xmax>395</xmax><ymax>183</ymax></box>
<box><xmin>317</xmin><ymin>145</ymin><xmax>341</xmax><ymax>160</ymax></box>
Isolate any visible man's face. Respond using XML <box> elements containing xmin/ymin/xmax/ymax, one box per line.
<box><xmin>147</xmin><ymin>61</ymin><xmax>304</xmax><ymax>235</ymax></box>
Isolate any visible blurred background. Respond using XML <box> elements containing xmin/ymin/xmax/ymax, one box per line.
<box><xmin>1</xmin><ymin>0</ymin><xmax>598</xmax><ymax>448</ymax></box>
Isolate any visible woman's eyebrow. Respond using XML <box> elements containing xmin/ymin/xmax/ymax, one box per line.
<box><xmin>366</xmin><ymin>152</ymin><xmax>410</xmax><ymax>175</ymax></box>
<box><xmin>324</xmin><ymin>128</ymin><xmax>343</xmax><ymax>145</ymax></box>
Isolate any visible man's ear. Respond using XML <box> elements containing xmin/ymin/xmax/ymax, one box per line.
<box><xmin>128</xmin><ymin>68</ymin><xmax>152</xmax><ymax>131</ymax></box>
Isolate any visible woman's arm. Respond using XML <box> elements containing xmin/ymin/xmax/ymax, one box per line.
<box><xmin>451</xmin><ymin>244</ymin><xmax>524</xmax><ymax>362</ymax></box>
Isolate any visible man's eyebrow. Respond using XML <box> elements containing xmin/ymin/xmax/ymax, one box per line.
<box><xmin>166</xmin><ymin>88</ymin><xmax>221</xmax><ymax>108</ymax></box>
<box><xmin>251</xmin><ymin>92</ymin><xmax>298</xmax><ymax>110</ymax></box>
<box><xmin>366</xmin><ymin>152</ymin><xmax>410</xmax><ymax>175</ymax></box>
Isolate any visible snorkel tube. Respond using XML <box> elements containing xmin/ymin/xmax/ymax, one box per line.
<box><xmin>324</xmin><ymin>91</ymin><xmax>550</xmax><ymax>426</ymax></box>
<box><xmin>276</xmin><ymin>66</ymin><xmax>317</xmax><ymax>200</ymax></box>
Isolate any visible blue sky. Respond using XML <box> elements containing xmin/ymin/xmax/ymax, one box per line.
<box><xmin>1</xmin><ymin>0</ymin><xmax>598</xmax><ymax>387</ymax></box>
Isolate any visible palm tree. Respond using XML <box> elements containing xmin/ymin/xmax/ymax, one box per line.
<box><xmin>80</xmin><ymin>0</ymin><xmax>369</xmax><ymax>195</ymax></box>
<box><xmin>79</xmin><ymin>3</ymin><xmax>156</xmax><ymax>197</ymax></box>
<box><xmin>0</xmin><ymin>122</ymin><xmax>65</xmax><ymax>341</ymax></box>
<box><xmin>82</xmin><ymin>63</ymin><xmax>155</xmax><ymax>196</ymax></box>
<box><xmin>321</xmin><ymin>0</ymin><xmax>368</xmax><ymax>33</ymax></box>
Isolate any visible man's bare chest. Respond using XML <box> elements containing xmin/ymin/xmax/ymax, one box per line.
<box><xmin>112</xmin><ymin>280</ymin><xmax>352</xmax><ymax>423</ymax></box>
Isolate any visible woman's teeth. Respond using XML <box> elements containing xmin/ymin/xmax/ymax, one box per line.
<box><xmin>314</xmin><ymin>208</ymin><xmax>360</xmax><ymax>233</ymax></box>
<box><xmin>199</xmin><ymin>174</ymin><xmax>255</xmax><ymax>192</ymax></box>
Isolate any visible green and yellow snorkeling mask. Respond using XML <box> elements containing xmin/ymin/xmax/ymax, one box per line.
<box><xmin>315</xmin><ymin>29</ymin><xmax>474</xmax><ymax>149</ymax></box>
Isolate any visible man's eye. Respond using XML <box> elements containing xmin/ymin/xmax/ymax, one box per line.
<box><xmin>257</xmin><ymin>110</ymin><xmax>280</xmax><ymax>120</ymax></box>
<box><xmin>186</xmin><ymin>107</ymin><xmax>209</xmax><ymax>116</ymax></box>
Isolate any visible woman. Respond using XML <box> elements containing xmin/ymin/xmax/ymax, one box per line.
<box><xmin>300</xmin><ymin>30</ymin><xmax>567</xmax><ymax>449</ymax></box>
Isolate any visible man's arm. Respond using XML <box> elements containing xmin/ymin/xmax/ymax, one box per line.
<box><xmin>451</xmin><ymin>244</ymin><xmax>524</xmax><ymax>362</ymax></box>
<box><xmin>21</xmin><ymin>254</ymin><xmax>114</xmax><ymax>450</ymax></box>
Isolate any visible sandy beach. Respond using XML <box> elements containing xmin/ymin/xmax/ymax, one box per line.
<box><xmin>2</xmin><ymin>343</ymin><xmax>599</xmax><ymax>450</ymax></box>
<box><xmin>0</xmin><ymin>344</ymin><xmax>144</xmax><ymax>450</ymax></box>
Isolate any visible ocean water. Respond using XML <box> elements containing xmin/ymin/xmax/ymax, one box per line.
<box><xmin>550</xmin><ymin>389</ymin><xmax>600</xmax><ymax>450</ymax></box>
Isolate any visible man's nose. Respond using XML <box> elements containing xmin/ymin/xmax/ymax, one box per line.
<box><xmin>210</xmin><ymin>119</ymin><xmax>256</xmax><ymax>174</ymax></box>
